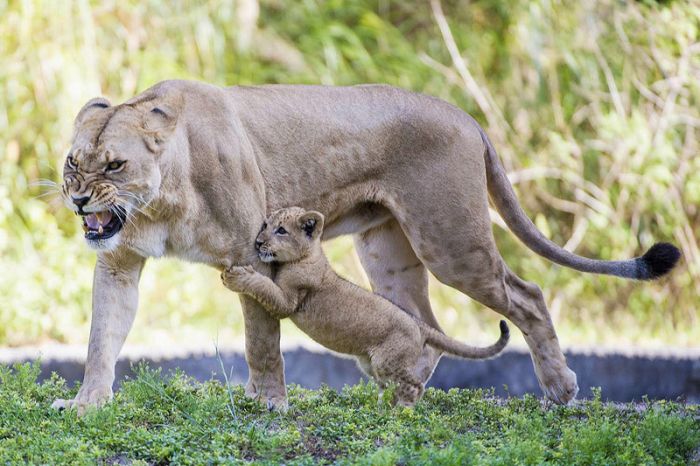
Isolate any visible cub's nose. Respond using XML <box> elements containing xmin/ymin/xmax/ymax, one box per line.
<box><xmin>72</xmin><ymin>196</ymin><xmax>91</xmax><ymax>209</ymax></box>
<box><xmin>255</xmin><ymin>239</ymin><xmax>264</xmax><ymax>251</ymax></box>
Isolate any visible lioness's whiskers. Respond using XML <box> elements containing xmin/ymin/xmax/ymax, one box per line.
<box><xmin>30</xmin><ymin>179</ymin><xmax>63</xmax><ymax>201</ymax></box>
<box><xmin>117</xmin><ymin>197</ymin><xmax>149</xmax><ymax>218</ymax></box>
<box><xmin>30</xmin><ymin>178</ymin><xmax>60</xmax><ymax>188</ymax></box>
<box><xmin>31</xmin><ymin>191</ymin><xmax>61</xmax><ymax>200</ymax></box>
<box><xmin>117</xmin><ymin>190</ymin><xmax>158</xmax><ymax>217</ymax></box>
<box><xmin>113</xmin><ymin>205</ymin><xmax>140</xmax><ymax>235</ymax></box>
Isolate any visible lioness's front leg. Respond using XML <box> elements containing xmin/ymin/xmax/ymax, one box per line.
<box><xmin>240</xmin><ymin>296</ymin><xmax>288</xmax><ymax>412</ymax></box>
<box><xmin>223</xmin><ymin>265</ymin><xmax>291</xmax><ymax>412</ymax></box>
<box><xmin>52</xmin><ymin>250</ymin><xmax>145</xmax><ymax>415</ymax></box>
<box><xmin>221</xmin><ymin>266</ymin><xmax>298</xmax><ymax>318</ymax></box>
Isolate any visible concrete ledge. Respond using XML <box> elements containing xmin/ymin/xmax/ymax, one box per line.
<box><xmin>2</xmin><ymin>345</ymin><xmax>699</xmax><ymax>402</ymax></box>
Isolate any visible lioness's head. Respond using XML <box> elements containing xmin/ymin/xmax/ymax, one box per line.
<box><xmin>255</xmin><ymin>207</ymin><xmax>324</xmax><ymax>263</ymax></box>
<box><xmin>62</xmin><ymin>91</ymin><xmax>180</xmax><ymax>250</ymax></box>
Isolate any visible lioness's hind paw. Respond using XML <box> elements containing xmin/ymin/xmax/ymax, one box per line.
<box><xmin>540</xmin><ymin>367</ymin><xmax>579</xmax><ymax>405</ymax></box>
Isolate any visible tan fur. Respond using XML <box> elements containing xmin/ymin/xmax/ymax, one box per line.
<box><xmin>221</xmin><ymin>208</ymin><xmax>510</xmax><ymax>406</ymax></box>
<box><xmin>54</xmin><ymin>79</ymin><xmax>675</xmax><ymax>413</ymax></box>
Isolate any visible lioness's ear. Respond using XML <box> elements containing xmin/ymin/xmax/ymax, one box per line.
<box><xmin>141</xmin><ymin>102</ymin><xmax>181</xmax><ymax>153</ymax></box>
<box><xmin>74</xmin><ymin>97</ymin><xmax>111</xmax><ymax>127</ymax></box>
<box><xmin>298</xmin><ymin>211</ymin><xmax>324</xmax><ymax>239</ymax></box>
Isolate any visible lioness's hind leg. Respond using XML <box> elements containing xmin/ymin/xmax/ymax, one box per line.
<box><xmin>499</xmin><ymin>267</ymin><xmax>579</xmax><ymax>404</ymax></box>
<box><xmin>458</xmin><ymin>260</ymin><xmax>578</xmax><ymax>404</ymax></box>
<box><xmin>419</xmin><ymin>237</ymin><xmax>578</xmax><ymax>404</ymax></box>
<box><xmin>392</xmin><ymin>171</ymin><xmax>578</xmax><ymax>405</ymax></box>
<box><xmin>354</xmin><ymin>219</ymin><xmax>442</xmax><ymax>384</ymax></box>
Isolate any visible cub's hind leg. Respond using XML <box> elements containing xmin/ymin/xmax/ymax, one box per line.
<box><xmin>375</xmin><ymin>366</ymin><xmax>424</xmax><ymax>408</ymax></box>
<box><xmin>372</xmin><ymin>340</ymin><xmax>426</xmax><ymax>407</ymax></box>
<box><xmin>356</xmin><ymin>356</ymin><xmax>387</xmax><ymax>403</ymax></box>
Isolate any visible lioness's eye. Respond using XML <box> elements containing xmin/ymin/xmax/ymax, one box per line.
<box><xmin>275</xmin><ymin>226</ymin><xmax>288</xmax><ymax>235</ymax></box>
<box><xmin>106</xmin><ymin>160</ymin><xmax>125</xmax><ymax>172</ymax></box>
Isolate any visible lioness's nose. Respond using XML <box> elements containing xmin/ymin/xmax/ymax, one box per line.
<box><xmin>255</xmin><ymin>239</ymin><xmax>264</xmax><ymax>251</ymax></box>
<box><xmin>72</xmin><ymin>196</ymin><xmax>91</xmax><ymax>209</ymax></box>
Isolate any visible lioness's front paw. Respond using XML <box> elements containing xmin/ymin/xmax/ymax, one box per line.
<box><xmin>51</xmin><ymin>385</ymin><xmax>113</xmax><ymax>416</ymax></box>
<box><xmin>221</xmin><ymin>265</ymin><xmax>256</xmax><ymax>291</ymax></box>
<box><xmin>266</xmin><ymin>396</ymin><xmax>289</xmax><ymax>413</ymax></box>
<box><xmin>245</xmin><ymin>382</ymin><xmax>288</xmax><ymax>413</ymax></box>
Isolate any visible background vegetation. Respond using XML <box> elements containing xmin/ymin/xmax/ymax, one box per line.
<box><xmin>1</xmin><ymin>362</ymin><xmax>698</xmax><ymax>464</ymax></box>
<box><xmin>1</xmin><ymin>0</ymin><xmax>698</xmax><ymax>349</ymax></box>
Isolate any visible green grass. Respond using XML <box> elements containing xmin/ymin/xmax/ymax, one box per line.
<box><xmin>1</xmin><ymin>363</ymin><xmax>698</xmax><ymax>465</ymax></box>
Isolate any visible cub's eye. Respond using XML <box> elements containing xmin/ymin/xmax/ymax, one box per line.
<box><xmin>275</xmin><ymin>226</ymin><xmax>288</xmax><ymax>235</ymax></box>
<box><xmin>66</xmin><ymin>155</ymin><xmax>77</xmax><ymax>169</ymax></box>
<box><xmin>260</xmin><ymin>222</ymin><xmax>267</xmax><ymax>231</ymax></box>
<box><xmin>106</xmin><ymin>160</ymin><xmax>126</xmax><ymax>172</ymax></box>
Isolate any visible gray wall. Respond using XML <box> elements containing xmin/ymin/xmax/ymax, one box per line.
<box><xmin>10</xmin><ymin>347</ymin><xmax>700</xmax><ymax>403</ymax></box>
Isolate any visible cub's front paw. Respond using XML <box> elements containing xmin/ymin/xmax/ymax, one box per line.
<box><xmin>221</xmin><ymin>265</ymin><xmax>256</xmax><ymax>291</ymax></box>
<box><xmin>51</xmin><ymin>384</ymin><xmax>113</xmax><ymax>417</ymax></box>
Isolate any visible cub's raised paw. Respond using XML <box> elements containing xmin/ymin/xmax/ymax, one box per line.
<box><xmin>221</xmin><ymin>265</ymin><xmax>256</xmax><ymax>291</ymax></box>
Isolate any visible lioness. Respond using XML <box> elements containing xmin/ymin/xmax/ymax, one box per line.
<box><xmin>53</xmin><ymin>80</ymin><xmax>679</xmax><ymax>414</ymax></box>
<box><xmin>221</xmin><ymin>207</ymin><xmax>510</xmax><ymax>407</ymax></box>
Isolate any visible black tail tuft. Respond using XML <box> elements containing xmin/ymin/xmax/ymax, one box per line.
<box><xmin>637</xmin><ymin>242</ymin><xmax>681</xmax><ymax>280</ymax></box>
<box><xmin>499</xmin><ymin>320</ymin><xmax>510</xmax><ymax>337</ymax></box>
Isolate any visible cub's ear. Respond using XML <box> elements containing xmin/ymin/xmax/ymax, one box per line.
<box><xmin>74</xmin><ymin>97</ymin><xmax>111</xmax><ymax>127</ymax></box>
<box><xmin>141</xmin><ymin>100</ymin><xmax>181</xmax><ymax>153</ymax></box>
<box><xmin>298</xmin><ymin>211</ymin><xmax>325</xmax><ymax>239</ymax></box>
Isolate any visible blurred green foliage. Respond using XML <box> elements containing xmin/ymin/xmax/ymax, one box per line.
<box><xmin>0</xmin><ymin>0</ymin><xmax>698</xmax><ymax>348</ymax></box>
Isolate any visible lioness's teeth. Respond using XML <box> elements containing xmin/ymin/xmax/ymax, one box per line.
<box><xmin>98</xmin><ymin>225</ymin><xmax>104</xmax><ymax>235</ymax></box>
<box><xmin>95</xmin><ymin>212</ymin><xmax>105</xmax><ymax>224</ymax></box>
<box><xmin>82</xmin><ymin>224</ymin><xmax>88</xmax><ymax>232</ymax></box>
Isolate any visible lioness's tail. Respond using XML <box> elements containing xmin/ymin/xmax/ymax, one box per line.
<box><xmin>419</xmin><ymin>320</ymin><xmax>509</xmax><ymax>360</ymax></box>
<box><xmin>479</xmin><ymin>126</ymin><xmax>680</xmax><ymax>280</ymax></box>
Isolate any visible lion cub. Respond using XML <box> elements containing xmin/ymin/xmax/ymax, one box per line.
<box><xmin>222</xmin><ymin>207</ymin><xmax>509</xmax><ymax>407</ymax></box>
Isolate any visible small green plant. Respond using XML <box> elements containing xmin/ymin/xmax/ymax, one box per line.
<box><xmin>0</xmin><ymin>362</ymin><xmax>697</xmax><ymax>465</ymax></box>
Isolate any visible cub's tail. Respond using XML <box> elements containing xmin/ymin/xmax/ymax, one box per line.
<box><xmin>419</xmin><ymin>320</ymin><xmax>510</xmax><ymax>360</ymax></box>
<box><xmin>478</xmin><ymin>123</ymin><xmax>681</xmax><ymax>280</ymax></box>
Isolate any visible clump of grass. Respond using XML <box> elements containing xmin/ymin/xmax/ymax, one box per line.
<box><xmin>0</xmin><ymin>362</ymin><xmax>697</xmax><ymax>465</ymax></box>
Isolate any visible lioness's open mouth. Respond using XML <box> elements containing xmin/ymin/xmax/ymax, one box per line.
<box><xmin>81</xmin><ymin>209</ymin><xmax>126</xmax><ymax>241</ymax></box>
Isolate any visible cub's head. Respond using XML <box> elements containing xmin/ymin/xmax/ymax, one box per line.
<box><xmin>62</xmin><ymin>89</ymin><xmax>181</xmax><ymax>250</ymax></box>
<box><xmin>255</xmin><ymin>207</ymin><xmax>324</xmax><ymax>263</ymax></box>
